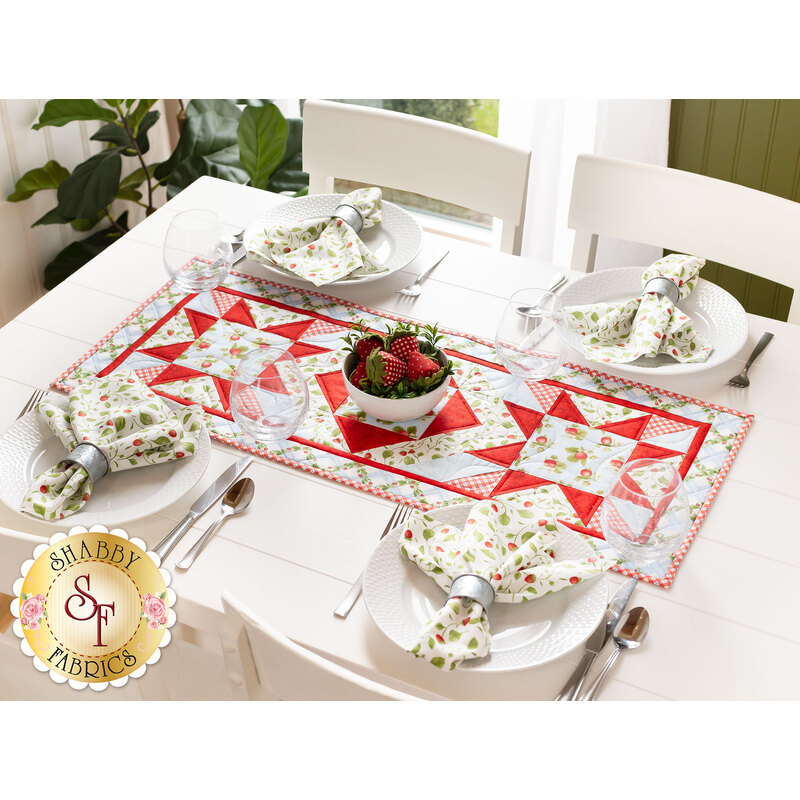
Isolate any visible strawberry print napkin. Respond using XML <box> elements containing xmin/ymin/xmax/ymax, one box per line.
<box><xmin>247</xmin><ymin>187</ymin><xmax>389</xmax><ymax>286</ymax></box>
<box><xmin>20</xmin><ymin>371</ymin><xmax>204</xmax><ymax>521</ymax></box>
<box><xmin>399</xmin><ymin>497</ymin><xmax>610</xmax><ymax>670</ymax></box>
<box><xmin>565</xmin><ymin>253</ymin><xmax>714</xmax><ymax>364</ymax></box>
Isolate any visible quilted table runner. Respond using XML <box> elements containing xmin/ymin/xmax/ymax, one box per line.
<box><xmin>54</xmin><ymin>271</ymin><xmax>753</xmax><ymax>587</ymax></box>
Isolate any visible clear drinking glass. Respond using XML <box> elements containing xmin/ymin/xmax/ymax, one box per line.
<box><xmin>230</xmin><ymin>347</ymin><xmax>309</xmax><ymax>442</ymax></box>
<box><xmin>601</xmin><ymin>458</ymin><xmax>691</xmax><ymax>569</ymax></box>
<box><xmin>163</xmin><ymin>209</ymin><xmax>233</xmax><ymax>292</ymax></box>
<box><xmin>495</xmin><ymin>289</ymin><xmax>572</xmax><ymax>381</ymax></box>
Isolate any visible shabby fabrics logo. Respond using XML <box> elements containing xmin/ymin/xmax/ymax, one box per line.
<box><xmin>10</xmin><ymin>525</ymin><xmax>176</xmax><ymax>691</ymax></box>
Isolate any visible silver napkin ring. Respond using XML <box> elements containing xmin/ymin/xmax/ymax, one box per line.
<box><xmin>448</xmin><ymin>574</ymin><xmax>495</xmax><ymax>611</ymax></box>
<box><xmin>63</xmin><ymin>442</ymin><xmax>109</xmax><ymax>489</ymax></box>
<box><xmin>643</xmin><ymin>276</ymin><xmax>680</xmax><ymax>304</ymax></box>
<box><xmin>331</xmin><ymin>203</ymin><xmax>364</xmax><ymax>234</ymax></box>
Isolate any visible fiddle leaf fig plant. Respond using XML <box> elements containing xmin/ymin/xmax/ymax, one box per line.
<box><xmin>8</xmin><ymin>98</ymin><xmax>308</xmax><ymax>290</ymax></box>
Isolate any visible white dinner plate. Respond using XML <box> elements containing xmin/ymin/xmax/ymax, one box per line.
<box><xmin>244</xmin><ymin>193</ymin><xmax>423</xmax><ymax>285</ymax></box>
<box><xmin>0</xmin><ymin>395</ymin><xmax>211</xmax><ymax>526</ymax></box>
<box><xmin>558</xmin><ymin>267</ymin><xmax>749</xmax><ymax>376</ymax></box>
<box><xmin>363</xmin><ymin>503</ymin><xmax>608</xmax><ymax>672</ymax></box>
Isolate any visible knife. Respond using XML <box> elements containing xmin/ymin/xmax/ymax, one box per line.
<box><xmin>554</xmin><ymin>577</ymin><xmax>637</xmax><ymax>701</ymax></box>
<box><xmin>152</xmin><ymin>455</ymin><xmax>253</xmax><ymax>562</ymax></box>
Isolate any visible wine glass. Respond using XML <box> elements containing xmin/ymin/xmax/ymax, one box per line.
<box><xmin>164</xmin><ymin>209</ymin><xmax>233</xmax><ymax>292</ymax></box>
<box><xmin>601</xmin><ymin>458</ymin><xmax>691</xmax><ymax>569</ymax></box>
<box><xmin>230</xmin><ymin>347</ymin><xmax>309</xmax><ymax>443</ymax></box>
<box><xmin>495</xmin><ymin>288</ymin><xmax>572</xmax><ymax>381</ymax></box>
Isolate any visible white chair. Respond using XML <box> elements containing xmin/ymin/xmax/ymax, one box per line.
<box><xmin>302</xmin><ymin>99</ymin><xmax>531</xmax><ymax>254</ymax></box>
<box><xmin>567</xmin><ymin>153</ymin><xmax>800</xmax><ymax>324</ymax></box>
<box><xmin>220</xmin><ymin>591</ymin><xmax>424</xmax><ymax>701</ymax></box>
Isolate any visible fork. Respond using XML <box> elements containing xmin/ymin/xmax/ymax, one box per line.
<box><xmin>726</xmin><ymin>332</ymin><xmax>774</xmax><ymax>388</ymax></box>
<box><xmin>17</xmin><ymin>388</ymin><xmax>45</xmax><ymax>420</ymax></box>
<box><xmin>396</xmin><ymin>249</ymin><xmax>450</xmax><ymax>298</ymax></box>
<box><xmin>333</xmin><ymin>503</ymin><xmax>413</xmax><ymax>618</ymax></box>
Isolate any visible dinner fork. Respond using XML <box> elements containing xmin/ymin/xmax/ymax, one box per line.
<box><xmin>396</xmin><ymin>249</ymin><xmax>450</xmax><ymax>298</ymax></box>
<box><xmin>333</xmin><ymin>503</ymin><xmax>413</xmax><ymax>618</ymax></box>
<box><xmin>17</xmin><ymin>388</ymin><xmax>45</xmax><ymax>420</ymax></box>
<box><xmin>726</xmin><ymin>332</ymin><xmax>774</xmax><ymax>388</ymax></box>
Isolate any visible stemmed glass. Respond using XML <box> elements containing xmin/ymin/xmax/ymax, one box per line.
<box><xmin>601</xmin><ymin>458</ymin><xmax>691</xmax><ymax>570</ymax></box>
<box><xmin>164</xmin><ymin>209</ymin><xmax>233</xmax><ymax>292</ymax></box>
<box><xmin>495</xmin><ymin>288</ymin><xmax>572</xmax><ymax>381</ymax></box>
<box><xmin>230</xmin><ymin>347</ymin><xmax>309</xmax><ymax>443</ymax></box>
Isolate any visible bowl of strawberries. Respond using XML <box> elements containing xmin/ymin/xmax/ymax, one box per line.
<box><xmin>342</xmin><ymin>321</ymin><xmax>454</xmax><ymax>422</ymax></box>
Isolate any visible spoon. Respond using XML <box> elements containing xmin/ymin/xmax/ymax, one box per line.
<box><xmin>579</xmin><ymin>606</ymin><xmax>650</xmax><ymax>700</ymax></box>
<box><xmin>176</xmin><ymin>478</ymin><xmax>255</xmax><ymax>570</ymax></box>
<box><xmin>516</xmin><ymin>272</ymin><xmax>568</xmax><ymax>316</ymax></box>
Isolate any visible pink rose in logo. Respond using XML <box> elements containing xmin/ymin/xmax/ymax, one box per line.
<box><xmin>21</xmin><ymin>594</ymin><xmax>45</xmax><ymax>627</ymax></box>
<box><xmin>142</xmin><ymin>594</ymin><xmax>167</xmax><ymax>628</ymax></box>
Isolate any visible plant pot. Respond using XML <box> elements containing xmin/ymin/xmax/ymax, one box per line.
<box><xmin>341</xmin><ymin>351</ymin><xmax>450</xmax><ymax>422</ymax></box>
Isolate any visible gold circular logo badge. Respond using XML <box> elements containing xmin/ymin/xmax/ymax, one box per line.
<box><xmin>14</xmin><ymin>526</ymin><xmax>174</xmax><ymax>687</ymax></box>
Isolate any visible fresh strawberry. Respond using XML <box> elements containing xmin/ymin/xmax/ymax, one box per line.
<box><xmin>355</xmin><ymin>334</ymin><xmax>384</xmax><ymax>360</ymax></box>
<box><xmin>365</xmin><ymin>349</ymin><xmax>407</xmax><ymax>386</ymax></box>
<box><xmin>350</xmin><ymin>361</ymin><xmax>368</xmax><ymax>387</ymax></box>
<box><xmin>406</xmin><ymin>350</ymin><xmax>441</xmax><ymax>381</ymax></box>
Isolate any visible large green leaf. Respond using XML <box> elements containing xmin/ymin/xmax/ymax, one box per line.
<box><xmin>91</xmin><ymin>110</ymin><xmax>159</xmax><ymax>154</ymax></box>
<box><xmin>7</xmin><ymin>160</ymin><xmax>70</xmax><ymax>202</ymax></box>
<box><xmin>266</xmin><ymin>117</ymin><xmax>308</xmax><ymax>194</ymax></box>
<box><xmin>237</xmin><ymin>105</ymin><xmax>288</xmax><ymax>189</ymax></box>
<box><xmin>119</xmin><ymin>164</ymin><xmax>160</xmax><ymax>190</ymax></box>
<box><xmin>32</xmin><ymin>207</ymin><xmax>74</xmax><ymax>226</ymax></box>
<box><xmin>185</xmin><ymin>99</ymin><xmax>242</xmax><ymax>120</ymax></box>
<box><xmin>56</xmin><ymin>149</ymin><xmax>123</xmax><ymax>218</ymax></box>
<box><xmin>128</xmin><ymin>100</ymin><xmax>158</xmax><ymax>133</ymax></box>
<box><xmin>155</xmin><ymin>110</ymin><xmax>248</xmax><ymax>195</ymax></box>
<box><xmin>33</xmin><ymin>99</ymin><xmax>116</xmax><ymax>129</ymax></box>
<box><xmin>43</xmin><ymin>212</ymin><xmax>129</xmax><ymax>289</ymax></box>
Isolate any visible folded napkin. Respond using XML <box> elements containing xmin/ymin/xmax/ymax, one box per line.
<box><xmin>564</xmin><ymin>253</ymin><xmax>714</xmax><ymax>364</ymax></box>
<box><xmin>248</xmin><ymin>187</ymin><xmax>388</xmax><ymax>286</ymax></box>
<box><xmin>21</xmin><ymin>372</ymin><xmax>204</xmax><ymax>521</ymax></box>
<box><xmin>399</xmin><ymin>498</ymin><xmax>610</xmax><ymax>670</ymax></box>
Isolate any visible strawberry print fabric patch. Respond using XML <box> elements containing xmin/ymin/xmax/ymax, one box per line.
<box><xmin>53</xmin><ymin>271</ymin><xmax>754</xmax><ymax>587</ymax></box>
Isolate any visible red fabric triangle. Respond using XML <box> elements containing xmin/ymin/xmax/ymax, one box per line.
<box><xmin>256</xmin><ymin>363</ymin><xmax>289</xmax><ymax>395</ymax></box>
<box><xmin>547</xmin><ymin>391</ymin><xmax>590</xmax><ymax>426</ymax></box>
<box><xmin>503</xmin><ymin>401</ymin><xmax>544</xmax><ymax>439</ymax></box>
<box><xmin>213</xmin><ymin>376</ymin><xmax>231</xmax><ymax>411</ymax></box>
<box><xmin>222</xmin><ymin>299</ymin><xmax>257</xmax><ymax>328</ymax></box>
<box><xmin>526</xmin><ymin>381</ymin><xmax>564</xmax><ymax>412</ymax></box>
<box><xmin>490</xmin><ymin>470</ymin><xmax>552</xmax><ymax>497</ymax></box>
<box><xmin>598</xmin><ymin>414</ymin><xmax>651</xmax><ymax>440</ymax></box>
<box><xmin>420</xmin><ymin>391</ymin><xmax>481</xmax><ymax>439</ymax></box>
<box><xmin>468</xmin><ymin>442</ymin><xmax>526</xmax><ymax>469</ymax></box>
<box><xmin>628</xmin><ymin>442</ymin><xmax>685</xmax><ymax>461</ymax></box>
<box><xmin>139</xmin><ymin>341</ymin><xmax>194</xmax><ymax>362</ymax></box>
<box><xmin>316</xmin><ymin>371</ymin><xmax>350</xmax><ymax>413</ymax></box>
<box><xmin>334</xmin><ymin>415</ymin><xmax>414</xmax><ymax>453</ymax></box>
<box><xmin>149</xmin><ymin>363</ymin><xmax>208</xmax><ymax>385</ymax></box>
<box><xmin>449</xmin><ymin>472</ymin><xmax>506</xmax><ymax>497</ymax></box>
<box><xmin>560</xmin><ymin>485</ymin><xmax>604</xmax><ymax>526</ymax></box>
<box><xmin>288</xmin><ymin>341</ymin><xmax>331</xmax><ymax>359</ymax></box>
<box><xmin>558</xmin><ymin>519</ymin><xmax>604</xmax><ymax>540</ymax></box>
<box><xmin>263</xmin><ymin>319</ymin><xmax>315</xmax><ymax>340</ymax></box>
<box><xmin>184</xmin><ymin>308</ymin><xmax>218</xmax><ymax>338</ymax></box>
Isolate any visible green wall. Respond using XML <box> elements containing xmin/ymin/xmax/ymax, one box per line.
<box><xmin>669</xmin><ymin>99</ymin><xmax>799</xmax><ymax>321</ymax></box>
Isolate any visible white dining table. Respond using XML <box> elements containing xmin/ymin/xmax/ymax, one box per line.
<box><xmin>1</xmin><ymin>175</ymin><xmax>798</xmax><ymax>701</ymax></box>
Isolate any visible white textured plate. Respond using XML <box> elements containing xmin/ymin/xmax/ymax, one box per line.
<box><xmin>559</xmin><ymin>267</ymin><xmax>749</xmax><ymax>376</ymax></box>
<box><xmin>0</xmin><ymin>395</ymin><xmax>211</xmax><ymax>526</ymax></box>
<box><xmin>363</xmin><ymin>503</ymin><xmax>608</xmax><ymax>672</ymax></box>
<box><xmin>244</xmin><ymin>193</ymin><xmax>423</xmax><ymax>284</ymax></box>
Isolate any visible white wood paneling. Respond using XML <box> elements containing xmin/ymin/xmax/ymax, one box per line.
<box><xmin>0</xmin><ymin>99</ymin><xmax>174</xmax><ymax>328</ymax></box>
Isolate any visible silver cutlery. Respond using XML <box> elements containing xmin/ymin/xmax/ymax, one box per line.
<box><xmin>176</xmin><ymin>477</ymin><xmax>255</xmax><ymax>570</ymax></box>
<box><xmin>396</xmin><ymin>249</ymin><xmax>450</xmax><ymax>298</ymax></box>
<box><xmin>726</xmin><ymin>331</ymin><xmax>774</xmax><ymax>388</ymax></box>
<box><xmin>152</xmin><ymin>455</ymin><xmax>253</xmax><ymax>561</ymax></box>
<box><xmin>17</xmin><ymin>388</ymin><xmax>45</xmax><ymax>420</ymax></box>
<box><xmin>333</xmin><ymin>503</ymin><xmax>413</xmax><ymax>618</ymax></box>
<box><xmin>516</xmin><ymin>272</ymin><xmax>568</xmax><ymax>316</ymax></box>
<box><xmin>579</xmin><ymin>606</ymin><xmax>650</xmax><ymax>701</ymax></box>
<box><xmin>555</xmin><ymin>577</ymin><xmax>637</xmax><ymax>701</ymax></box>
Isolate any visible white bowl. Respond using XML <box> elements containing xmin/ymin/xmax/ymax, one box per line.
<box><xmin>342</xmin><ymin>351</ymin><xmax>449</xmax><ymax>422</ymax></box>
